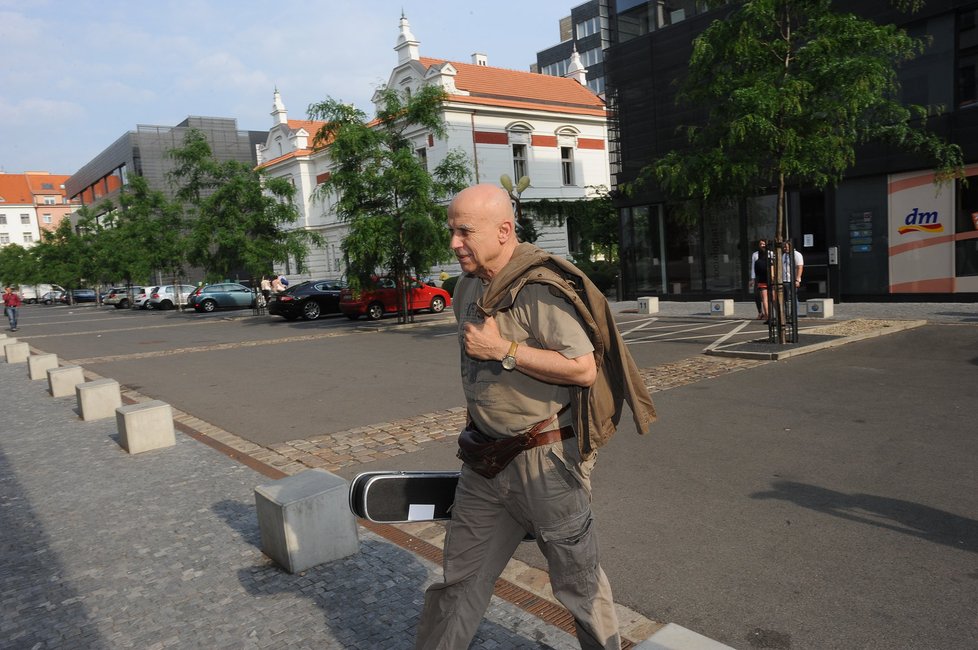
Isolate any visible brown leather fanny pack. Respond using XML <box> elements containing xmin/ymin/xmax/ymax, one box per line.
<box><xmin>457</xmin><ymin>415</ymin><xmax>574</xmax><ymax>479</ymax></box>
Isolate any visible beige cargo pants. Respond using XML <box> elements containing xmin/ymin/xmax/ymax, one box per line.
<box><xmin>415</xmin><ymin>442</ymin><xmax>620</xmax><ymax>649</ymax></box>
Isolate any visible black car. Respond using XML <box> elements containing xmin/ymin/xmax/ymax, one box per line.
<box><xmin>268</xmin><ymin>279</ymin><xmax>346</xmax><ymax>321</ymax></box>
<box><xmin>61</xmin><ymin>289</ymin><xmax>98</xmax><ymax>304</ymax></box>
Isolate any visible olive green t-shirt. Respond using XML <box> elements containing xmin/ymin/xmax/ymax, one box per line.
<box><xmin>454</xmin><ymin>276</ymin><xmax>594</xmax><ymax>438</ymax></box>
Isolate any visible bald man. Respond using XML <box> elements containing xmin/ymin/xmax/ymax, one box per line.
<box><xmin>415</xmin><ymin>184</ymin><xmax>621</xmax><ymax>649</ymax></box>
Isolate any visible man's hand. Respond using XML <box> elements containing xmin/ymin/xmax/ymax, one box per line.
<box><xmin>463</xmin><ymin>315</ymin><xmax>508</xmax><ymax>361</ymax></box>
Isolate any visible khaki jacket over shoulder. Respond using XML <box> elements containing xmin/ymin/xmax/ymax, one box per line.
<box><xmin>472</xmin><ymin>243</ymin><xmax>656</xmax><ymax>460</ymax></box>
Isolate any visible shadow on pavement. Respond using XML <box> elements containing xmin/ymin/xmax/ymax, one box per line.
<box><xmin>752</xmin><ymin>480</ymin><xmax>978</xmax><ymax>553</ymax></box>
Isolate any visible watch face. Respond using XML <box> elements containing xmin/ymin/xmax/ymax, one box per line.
<box><xmin>502</xmin><ymin>355</ymin><xmax>516</xmax><ymax>371</ymax></box>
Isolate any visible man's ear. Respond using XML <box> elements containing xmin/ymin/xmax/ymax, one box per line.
<box><xmin>498</xmin><ymin>219</ymin><xmax>514</xmax><ymax>243</ymax></box>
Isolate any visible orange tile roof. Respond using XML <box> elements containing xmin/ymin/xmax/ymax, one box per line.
<box><xmin>24</xmin><ymin>172</ymin><xmax>72</xmax><ymax>197</ymax></box>
<box><xmin>0</xmin><ymin>174</ymin><xmax>33</xmax><ymax>204</ymax></box>
<box><xmin>419</xmin><ymin>57</ymin><xmax>605</xmax><ymax>116</ymax></box>
<box><xmin>287</xmin><ymin>119</ymin><xmax>328</xmax><ymax>140</ymax></box>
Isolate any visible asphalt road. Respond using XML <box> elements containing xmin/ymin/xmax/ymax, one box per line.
<box><xmin>11</xmin><ymin>302</ymin><xmax>978</xmax><ymax>649</ymax></box>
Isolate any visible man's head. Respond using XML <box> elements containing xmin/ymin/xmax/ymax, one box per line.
<box><xmin>447</xmin><ymin>184</ymin><xmax>517</xmax><ymax>280</ymax></box>
<box><xmin>758</xmin><ymin>240</ymin><xmax>767</xmax><ymax>251</ymax></box>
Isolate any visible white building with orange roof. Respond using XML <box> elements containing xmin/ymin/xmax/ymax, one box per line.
<box><xmin>258</xmin><ymin>14</ymin><xmax>610</xmax><ymax>281</ymax></box>
<box><xmin>0</xmin><ymin>174</ymin><xmax>42</xmax><ymax>249</ymax></box>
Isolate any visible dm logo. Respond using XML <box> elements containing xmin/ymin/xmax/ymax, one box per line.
<box><xmin>898</xmin><ymin>207</ymin><xmax>944</xmax><ymax>235</ymax></box>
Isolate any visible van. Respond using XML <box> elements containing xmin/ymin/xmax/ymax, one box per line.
<box><xmin>18</xmin><ymin>284</ymin><xmax>65</xmax><ymax>304</ymax></box>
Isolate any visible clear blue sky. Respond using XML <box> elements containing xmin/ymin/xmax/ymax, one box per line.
<box><xmin>0</xmin><ymin>0</ymin><xmax>580</xmax><ymax>175</ymax></box>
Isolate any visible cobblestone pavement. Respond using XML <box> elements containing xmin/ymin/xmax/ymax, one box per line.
<box><xmin>0</xmin><ymin>362</ymin><xmax>581</xmax><ymax>649</ymax></box>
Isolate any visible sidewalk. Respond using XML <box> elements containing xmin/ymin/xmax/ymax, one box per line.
<box><xmin>0</xmin><ymin>362</ymin><xmax>582</xmax><ymax>649</ymax></box>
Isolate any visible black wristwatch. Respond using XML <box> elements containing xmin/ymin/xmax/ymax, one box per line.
<box><xmin>502</xmin><ymin>341</ymin><xmax>518</xmax><ymax>371</ymax></box>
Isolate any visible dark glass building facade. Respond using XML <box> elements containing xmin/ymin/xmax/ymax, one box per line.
<box><xmin>604</xmin><ymin>0</ymin><xmax>978</xmax><ymax>301</ymax></box>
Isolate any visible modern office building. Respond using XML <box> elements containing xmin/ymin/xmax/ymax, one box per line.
<box><xmin>603</xmin><ymin>0</ymin><xmax>978</xmax><ymax>301</ymax></box>
<box><xmin>535</xmin><ymin>1</ymin><xmax>611</xmax><ymax>97</ymax></box>
<box><xmin>260</xmin><ymin>14</ymin><xmax>611</xmax><ymax>281</ymax></box>
<box><xmin>65</xmin><ymin>116</ymin><xmax>267</xmax><ymax>212</ymax></box>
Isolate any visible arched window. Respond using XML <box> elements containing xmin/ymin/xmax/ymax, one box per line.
<box><xmin>508</xmin><ymin>123</ymin><xmax>532</xmax><ymax>180</ymax></box>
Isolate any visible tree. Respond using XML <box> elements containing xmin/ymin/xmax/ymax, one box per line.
<box><xmin>32</xmin><ymin>220</ymin><xmax>88</xmax><ymax>299</ymax></box>
<box><xmin>644</xmin><ymin>0</ymin><xmax>964</xmax><ymax>341</ymax></box>
<box><xmin>169</xmin><ymin>129</ymin><xmax>322</xmax><ymax>287</ymax></box>
<box><xmin>308</xmin><ymin>85</ymin><xmax>471</xmax><ymax>323</ymax></box>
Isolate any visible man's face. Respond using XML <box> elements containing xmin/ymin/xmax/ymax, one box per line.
<box><xmin>446</xmin><ymin>187</ymin><xmax>511</xmax><ymax>279</ymax></box>
<box><xmin>447</xmin><ymin>212</ymin><xmax>501</xmax><ymax>278</ymax></box>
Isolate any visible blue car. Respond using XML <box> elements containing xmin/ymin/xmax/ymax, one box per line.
<box><xmin>187</xmin><ymin>283</ymin><xmax>257</xmax><ymax>312</ymax></box>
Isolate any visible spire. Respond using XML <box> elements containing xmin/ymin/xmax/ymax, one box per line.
<box><xmin>566</xmin><ymin>45</ymin><xmax>588</xmax><ymax>86</ymax></box>
<box><xmin>271</xmin><ymin>87</ymin><xmax>287</xmax><ymax>126</ymax></box>
<box><xmin>395</xmin><ymin>13</ymin><xmax>420</xmax><ymax>64</ymax></box>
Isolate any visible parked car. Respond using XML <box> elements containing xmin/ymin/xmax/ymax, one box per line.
<box><xmin>61</xmin><ymin>289</ymin><xmax>98</xmax><ymax>304</ymax></box>
<box><xmin>187</xmin><ymin>283</ymin><xmax>257</xmax><ymax>312</ymax></box>
<box><xmin>39</xmin><ymin>290</ymin><xmax>65</xmax><ymax>305</ymax></box>
<box><xmin>134</xmin><ymin>286</ymin><xmax>158</xmax><ymax>309</ymax></box>
<box><xmin>104</xmin><ymin>286</ymin><xmax>143</xmax><ymax>309</ymax></box>
<box><xmin>147</xmin><ymin>284</ymin><xmax>197</xmax><ymax>310</ymax></box>
<box><xmin>269</xmin><ymin>279</ymin><xmax>346</xmax><ymax>321</ymax></box>
<box><xmin>339</xmin><ymin>277</ymin><xmax>450</xmax><ymax>321</ymax></box>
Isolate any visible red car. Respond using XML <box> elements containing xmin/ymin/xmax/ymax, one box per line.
<box><xmin>339</xmin><ymin>277</ymin><xmax>451</xmax><ymax>321</ymax></box>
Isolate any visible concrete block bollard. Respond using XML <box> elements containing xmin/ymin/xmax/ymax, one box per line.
<box><xmin>806</xmin><ymin>298</ymin><xmax>834</xmax><ymax>319</ymax></box>
<box><xmin>710</xmin><ymin>299</ymin><xmax>734</xmax><ymax>317</ymax></box>
<box><xmin>4</xmin><ymin>341</ymin><xmax>30</xmax><ymax>364</ymax></box>
<box><xmin>28</xmin><ymin>353</ymin><xmax>59</xmax><ymax>380</ymax></box>
<box><xmin>77</xmin><ymin>379</ymin><xmax>122</xmax><ymax>421</ymax></box>
<box><xmin>48</xmin><ymin>366</ymin><xmax>86</xmax><ymax>398</ymax></box>
<box><xmin>637</xmin><ymin>296</ymin><xmax>659</xmax><ymax>315</ymax></box>
<box><xmin>115</xmin><ymin>400</ymin><xmax>175</xmax><ymax>454</ymax></box>
<box><xmin>0</xmin><ymin>337</ymin><xmax>15</xmax><ymax>360</ymax></box>
<box><xmin>255</xmin><ymin>469</ymin><xmax>360</xmax><ymax>573</ymax></box>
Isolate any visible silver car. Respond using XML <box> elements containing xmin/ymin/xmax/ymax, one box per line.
<box><xmin>134</xmin><ymin>286</ymin><xmax>159</xmax><ymax>309</ymax></box>
<box><xmin>147</xmin><ymin>284</ymin><xmax>197</xmax><ymax>310</ymax></box>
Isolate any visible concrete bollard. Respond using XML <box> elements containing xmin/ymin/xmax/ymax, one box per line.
<box><xmin>77</xmin><ymin>379</ymin><xmax>123</xmax><ymax>421</ymax></box>
<box><xmin>115</xmin><ymin>400</ymin><xmax>175</xmax><ymax>454</ymax></box>
<box><xmin>255</xmin><ymin>469</ymin><xmax>360</xmax><ymax>573</ymax></box>
<box><xmin>28</xmin><ymin>353</ymin><xmax>59</xmax><ymax>380</ymax></box>
<box><xmin>806</xmin><ymin>298</ymin><xmax>834</xmax><ymax>319</ymax></box>
<box><xmin>0</xmin><ymin>337</ymin><xmax>16</xmax><ymax>361</ymax></box>
<box><xmin>4</xmin><ymin>341</ymin><xmax>30</xmax><ymax>364</ymax></box>
<box><xmin>710</xmin><ymin>299</ymin><xmax>734</xmax><ymax>317</ymax></box>
<box><xmin>637</xmin><ymin>296</ymin><xmax>659</xmax><ymax>315</ymax></box>
<box><xmin>48</xmin><ymin>366</ymin><xmax>86</xmax><ymax>398</ymax></box>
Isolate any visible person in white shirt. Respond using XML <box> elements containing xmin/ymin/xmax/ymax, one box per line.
<box><xmin>781</xmin><ymin>241</ymin><xmax>804</xmax><ymax>320</ymax></box>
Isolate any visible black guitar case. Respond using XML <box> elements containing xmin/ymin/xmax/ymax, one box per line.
<box><xmin>349</xmin><ymin>471</ymin><xmax>460</xmax><ymax>523</ymax></box>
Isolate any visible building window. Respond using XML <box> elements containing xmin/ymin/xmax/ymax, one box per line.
<box><xmin>43</xmin><ymin>214</ymin><xmax>52</xmax><ymax>224</ymax></box>
<box><xmin>576</xmin><ymin>16</ymin><xmax>600</xmax><ymax>39</ymax></box>
<box><xmin>0</xmin><ymin>234</ymin><xmax>9</xmax><ymax>244</ymax></box>
<box><xmin>43</xmin><ymin>196</ymin><xmax>56</xmax><ymax>205</ymax></box>
<box><xmin>542</xmin><ymin>60</ymin><xmax>569</xmax><ymax>77</ymax></box>
<box><xmin>958</xmin><ymin>9</ymin><xmax>978</xmax><ymax>107</ymax></box>
<box><xmin>21</xmin><ymin>214</ymin><xmax>30</xmax><ymax>224</ymax></box>
<box><xmin>587</xmin><ymin>76</ymin><xmax>605</xmax><ymax>95</ymax></box>
<box><xmin>0</xmin><ymin>215</ymin><xmax>6</xmax><ymax>225</ymax></box>
<box><xmin>561</xmin><ymin>147</ymin><xmax>575</xmax><ymax>186</ymax></box>
<box><xmin>416</xmin><ymin>147</ymin><xmax>428</xmax><ymax>173</ymax></box>
<box><xmin>582</xmin><ymin>47</ymin><xmax>603</xmax><ymax>68</ymax></box>
<box><xmin>23</xmin><ymin>232</ymin><xmax>33</xmax><ymax>243</ymax></box>
<box><xmin>512</xmin><ymin>144</ymin><xmax>528</xmax><ymax>181</ymax></box>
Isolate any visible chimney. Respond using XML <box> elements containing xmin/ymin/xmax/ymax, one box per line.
<box><xmin>472</xmin><ymin>53</ymin><xmax>488</xmax><ymax>66</ymax></box>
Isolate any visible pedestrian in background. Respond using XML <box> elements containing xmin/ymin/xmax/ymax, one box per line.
<box><xmin>750</xmin><ymin>239</ymin><xmax>767</xmax><ymax>320</ymax></box>
<box><xmin>271</xmin><ymin>275</ymin><xmax>285</xmax><ymax>294</ymax></box>
<box><xmin>260</xmin><ymin>275</ymin><xmax>272</xmax><ymax>302</ymax></box>
<box><xmin>4</xmin><ymin>286</ymin><xmax>22</xmax><ymax>332</ymax></box>
<box><xmin>782</xmin><ymin>241</ymin><xmax>804</xmax><ymax>321</ymax></box>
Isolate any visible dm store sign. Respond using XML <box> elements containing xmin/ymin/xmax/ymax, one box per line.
<box><xmin>898</xmin><ymin>207</ymin><xmax>944</xmax><ymax>235</ymax></box>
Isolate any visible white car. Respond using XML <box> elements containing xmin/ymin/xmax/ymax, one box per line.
<box><xmin>147</xmin><ymin>284</ymin><xmax>197</xmax><ymax>310</ymax></box>
<box><xmin>104</xmin><ymin>286</ymin><xmax>143</xmax><ymax>309</ymax></box>
<box><xmin>134</xmin><ymin>286</ymin><xmax>159</xmax><ymax>309</ymax></box>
